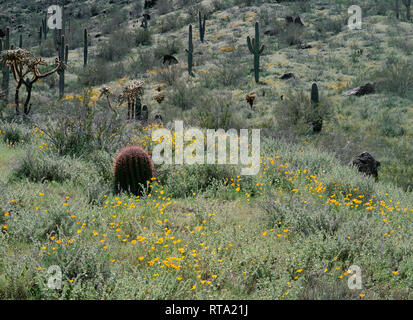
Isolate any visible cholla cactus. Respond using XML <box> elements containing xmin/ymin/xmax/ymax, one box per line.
<box><xmin>245</xmin><ymin>91</ymin><xmax>256</xmax><ymax>109</ymax></box>
<box><xmin>154</xmin><ymin>92</ymin><xmax>165</xmax><ymax>104</ymax></box>
<box><xmin>0</xmin><ymin>48</ymin><xmax>63</xmax><ymax>116</ymax></box>
<box><xmin>99</xmin><ymin>86</ymin><xmax>118</xmax><ymax>115</ymax></box>
<box><xmin>119</xmin><ymin>80</ymin><xmax>145</xmax><ymax>120</ymax></box>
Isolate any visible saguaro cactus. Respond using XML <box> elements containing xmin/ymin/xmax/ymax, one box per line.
<box><xmin>402</xmin><ymin>0</ymin><xmax>411</xmax><ymax>20</ymax></box>
<box><xmin>83</xmin><ymin>28</ymin><xmax>88</xmax><ymax>68</ymax></box>
<box><xmin>185</xmin><ymin>24</ymin><xmax>194</xmax><ymax>77</ymax></box>
<box><xmin>311</xmin><ymin>83</ymin><xmax>322</xmax><ymax>133</ymax></box>
<box><xmin>142</xmin><ymin>105</ymin><xmax>148</xmax><ymax>122</ymax></box>
<box><xmin>65</xmin><ymin>44</ymin><xmax>69</xmax><ymax>64</ymax></box>
<box><xmin>1</xmin><ymin>27</ymin><xmax>10</xmax><ymax>103</ymax></box>
<box><xmin>58</xmin><ymin>34</ymin><xmax>65</xmax><ymax>98</ymax></box>
<box><xmin>113</xmin><ymin>145</ymin><xmax>155</xmax><ymax>196</ymax></box>
<box><xmin>42</xmin><ymin>17</ymin><xmax>48</xmax><ymax>40</ymax></box>
<box><xmin>19</xmin><ymin>34</ymin><xmax>23</xmax><ymax>48</ymax></box>
<box><xmin>247</xmin><ymin>22</ymin><xmax>265</xmax><ymax>84</ymax></box>
<box><xmin>199</xmin><ymin>12</ymin><xmax>206</xmax><ymax>43</ymax></box>
<box><xmin>135</xmin><ymin>96</ymin><xmax>142</xmax><ymax>120</ymax></box>
<box><xmin>39</xmin><ymin>26</ymin><xmax>43</xmax><ymax>46</ymax></box>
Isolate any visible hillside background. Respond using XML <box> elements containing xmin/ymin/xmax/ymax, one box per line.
<box><xmin>0</xmin><ymin>0</ymin><xmax>412</xmax><ymax>300</ymax></box>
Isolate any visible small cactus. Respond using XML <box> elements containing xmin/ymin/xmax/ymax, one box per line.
<box><xmin>199</xmin><ymin>12</ymin><xmax>207</xmax><ymax>43</ymax></box>
<box><xmin>113</xmin><ymin>145</ymin><xmax>155</xmax><ymax>196</ymax></box>
<box><xmin>83</xmin><ymin>28</ymin><xmax>88</xmax><ymax>68</ymax></box>
<box><xmin>247</xmin><ymin>22</ymin><xmax>265</xmax><ymax>83</ymax></box>
<box><xmin>42</xmin><ymin>17</ymin><xmax>48</xmax><ymax>40</ymax></box>
<box><xmin>185</xmin><ymin>24</ymin><xmax>194</xmax><ymax>77</ymax></box>
<box><xmin>142</xmin><ymin>105</ymin><xmax>149</xmax><ymax>122</ymax></box>
<box><xmin>58</xmin><ymin>34</ymin><xmax>65</xmax><ymax>99</ymax></box>
<box><xmin>310</xmin><ymin>83</ymin><xmax>322</xmax><ymax>133</ymax></box>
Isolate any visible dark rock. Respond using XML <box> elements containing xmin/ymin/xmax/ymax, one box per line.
<box><xmin>352</xmin><ymin>152</ymin><xmax>381</xmax><ymax>180</ymax></box>
<box><xmin>343</xmin><ymin>83</ymin><xmax>375</xmax><ymax>97</ymax></box>
<box><xmin>95</xmin><ymin>33</ymin><xmax>102</xmax><ymax>38</ymax></box>
<box><xmin>155</xmin><ymin>114</ymin><xmax>163</xmax><ymax>122</ymax></box>
<box><xmin>285</xmin><ymin>16</ymin><xmax>294</xmax><ymax>23</ymax></box>
<box><xmin>264</xmin><ymin>29</ymin><xmax>278</xmax><ymax>36</ymax></box>
<box><xmin>280</xmin><ymin>73</ymin><xmax>295</xmax><ymax>80</ymax></box>
<box><xmin>294</xmin><ymin>16</ymin><xmax>304</xmax><ymax>26</ymax></box>
<box><xmin>144</xmin><ymin>0</ymin><xmax>158</xmax><ymax>9</ymax></box>
<box><xmin>299</xmin><ymin>44</ymin><xmax>312</xmax><ymax>49</ymax></box>
<box><xmin>162</xmin><ymin>55</ymin><xmax>179</xmax><ymax>65</ymax></box>
<box><xmin>143</xmin><ymin>13</ymin><xmax>151</xmax><ymax>21</ymax></box>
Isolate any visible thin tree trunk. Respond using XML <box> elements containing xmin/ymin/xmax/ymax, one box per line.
<box><xmin>15</xmin><ymin>80</ymin><xmax>22</xmax><ymax>116</ymax></box>
<box><xmin>23</xmin><ymin>84</ymin><xmax>32</xmax><ymax>115</ymax></box>
<box><xmin>396</xmin><ymin>0</ymin><xmax>400</xmax><ymax>19</ymax></box>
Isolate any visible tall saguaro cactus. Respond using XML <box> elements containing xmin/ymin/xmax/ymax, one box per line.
<box><xmin>42</xmin><ymin>16</ymin><xmax>48</xmax><ymax>40</ymax></box>
<box><xmin>247</xmin><ymin>22</ymin><xmax>265</xmax><ymax>84</ymax></box>
<box><xmin>83</xmin><ymin>28</ymin><xmax>88</xmax><ymax>68</ymax></box>
<box><xmin>199</xmin><ymin>12</ymin><xmax>206</xmax><ymax>43</ymax></box>
<box><xmin>396</xmin><ymin>0</ymin><xmax>400</xmax><ymax>19</ymax></box>
<box><xmin>311</xmin><ymin>83</ymin><xmax>322</xmax><ymax>133</ymax></box>
<box><xmin>185</xmin><ymin>24</ymin><xmax>194</xmax><ymax>77</ymax></box>
<box><xmin>58</xmin><ymin>35</ymin><xmax>65</xmax><ymax>99</ymax></box>
<box><xmin>402</xmin><ymin>0</ymin><xmax>411</xmax><ymax>20</ymax></box>
<box><xmin>39</xmin><ymin>26</ymin><xmax>43</xmax><ymax>46</ymax></box>
<box><xmin>1</xmin><ymin>27</ymin><xmax>10</xmax><ymax>103</ymax></box>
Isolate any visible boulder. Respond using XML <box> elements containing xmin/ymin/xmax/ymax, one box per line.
<box><xmin>352</xmin><ymin>152</ymin><xmax>381</xmax><ymax>180</ymax></box>
<box><xmin>343</xmin><ymin>83</ymin><xmax>375</xmax><ymax>97</ymax></box>
<box><xmin>280</xmin><ymin>73</ymin><xmax>295</xmax><ymax>80</ymax></box>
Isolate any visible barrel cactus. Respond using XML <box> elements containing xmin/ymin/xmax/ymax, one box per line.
<box><xmin>113</xmin><ymin>146</ymin><xmax>155</xmax><ymax>196</ymax></box>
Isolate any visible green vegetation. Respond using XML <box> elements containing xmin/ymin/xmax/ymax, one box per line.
<box><xmin>0</xmin><ymin>0</ymin><xmax>412</xmax><ymax>300</ymax></box>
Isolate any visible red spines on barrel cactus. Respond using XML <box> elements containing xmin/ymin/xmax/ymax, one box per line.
<box><xmin>113</xmin><ymin>145</ymin><xmax>154</xmax><ymax>196</ymax></box>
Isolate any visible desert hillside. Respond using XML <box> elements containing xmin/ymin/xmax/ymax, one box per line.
<box><xmin>0</xmin><ymin>0</ymin><xmax>412</xmax><ymax>300</ymax></box>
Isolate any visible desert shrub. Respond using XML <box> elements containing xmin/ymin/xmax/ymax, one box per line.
<box><xmin>134</xmin><ymin>28</ymin><xmax>153</xmax><ymax>46</ymax></box>
<box><xmin>37</xmin><ymin>37</ymin><xmax>56</xmax><ymax>57</ymax></box>
<box><xmin>127</xmin><ymin>50</ymin><xmax>159</xmax><ymax>77</ymax></box>
<box><xmin>190</xmin><ymin>92</ymin><xmax>245</xmax><ymax>130</ymax></box>
<box><xmin>153</xmin><ymin>39</ymin><xmax>182</xmax><ymax>59</ymax></box>
<box><xmin>312</xmin><ymin>15</ymin><xmax>345</xmax><ymax>39</ymax></box>
<box><xmin>39</xmin><ymin>90</ymin><xmax>130</xmax><ymax>157</ymax></box>
<box><xmin>97</xmin><ymin>30</ymin><xmax>134</xmax><ymax>61</ymax></box>
<box><xmin>155</xmin><ymin>65</ymin><xmax>183</xmax><ymax>86</ymax></box>
<box><xmin>102</xmin><ymin>8</ymin><xmax>128</xmax><ymax>34</ymax></box>
<box><xmin>0</xmin><ymin>121</ymin><xmax>31</xmax><ymax>145</ymax></box>
<box><xmin>211</xmin><ymin>0</ymin><xmax>234</xmax><ymax>11</ymax></box>
<box><xmin>168</xmin><ymin>82</ymin><xmax>206</xmax><ymax>111</ymax></box>
<box><xmin>13</xmin><ymin>149</ymin><xmax>82</xmax><ymax>183</ymax></box>
<box><xmin>275</xmin><ymin>88</ymin><xmax>332</xmax><ymax>135</ymax></box>
<box><xmin>159</xmin><ymin>164</ymin><xmax>237</xmax><ymax>198</ymax></box>
<box><xmin>77</xmin><ymin>59</ymin><xmax>126</xmax><ymax>86</ymax></box>
<box><xmin>200</xmin><ymin>59</ymin><xmax>245</xmax><ymax>89</ymax></box>
<box><xmin>38</xmin><ymin>239</ymin><xmax>113</xmax><ymax>299</ymax></box>
<box><xmin>156</xmin><ymin>0</ymin><xmax>175</xmax><ymax>15</ymax></box>
<box><xmin>374</xmin><ymin>54</ymin><xmax>413</xmax><ymax>97</ymax></box>
<box><xmin>278</xmin><ymin>22</ymin><xmax>305</xmax><ymax>46</ymax></box>
<box><xmin>159</xmin><ymin>12</ymin><xmax>185</xmax><ymax>33</ymax></box>
<box><xmin>379</xmin><ymin>111</ymin><xmax>406</xmax><ymax>137</ymax></box>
